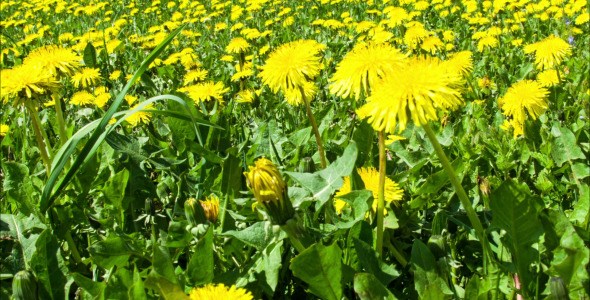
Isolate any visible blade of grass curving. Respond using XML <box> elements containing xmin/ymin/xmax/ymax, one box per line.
<box><xmin>40</xmin><ymin>26</ymin><xmax>184</xmax><ymax>213</ymax></box>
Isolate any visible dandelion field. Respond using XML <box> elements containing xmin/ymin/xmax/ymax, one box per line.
<box><xmin>0</xmin><ymin>0</ymin><xmax>589</xmax><ymax>298</ymax></box>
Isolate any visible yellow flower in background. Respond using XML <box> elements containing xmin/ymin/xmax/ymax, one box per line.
<box><xmin>283</xmin><ymin>80</ymin><xmax>318</xmax><ymax>106</ymax></box>
<box><xmin>0</xmin><ymin>124</ymin><xmax>8</xmax><ymax>137</ymax></box>
<box><xmin>404</xmin><ymin>24</ymin><xmax>429</xmax><ymax>49</ymax></box>
<box><xmin>574</xmin><ymin>12</ymin><xmax>589</xmax><ymax>25</ymax></box>
<box><xmin>442</xmin><ymin>51</ymin><xmax>473</xmax><ymax>76</ymax></box>
<box><xmin>357</xmin><ymin>56</ymin><xmax>464</xmax><ymax>133</ymax></box>
<box><xmin>524</xmin><ymin>35</ymin><xmax>571</xmax><ymax>70</ymax></box>
<box><xmin>189</xmin><ymin>284</ymin><xmax>253</xmax><ymax>300</ymax></box>
<box><xmin>499</xmin><ymin>80</ymin><xmax>549</xmax><ymax>133</ymax></box>
<box><xmin>184</xmin><ymin>69</ymin><xmax>209</xmax><ymax>85</ymax></box>
<box><xmin>24</xmin><ymin>45</ymin><xmax>81</xmax><ymax>77</ymax></box>
<box><xmin>226</xmin><ymin>37</ymin><xmax>251</xmax><ymax>54</ymax></box>
<box><xmin>477</xmin><ymin>36</ymin><xmax>498</xmax><ymax>52</ymax></box>
<box><xmin>236</xmin><ymin>89</ymin><xmax>256</xmax><ymax>103</ymax></box>
<box><xmin>109</xmin><ymin>70</ymin><xmax>122</xmax><ymax>80</ymax></box>
<box><xmin>259</xmin><ymin>39</ymin><xmax>325</xmax><ymax>94</ymax></box>
<box><xmin>69</xmin><ymin>90</ymin><xmax>95</xmax><ymax>105</ymax></box>
<box><xmin>537</xmin><ymin>69</ymin><xmax>562</xmax><ymax>87</ymax></box>
<box><xmin>385</xmin><ymin>134</ymin><xmax>406</xmax><ymax>145</ymax></box>
<box><xmin>330</xmin><ymin>42</ymin><xmax>406</xmax><ymax>100</ymax></box>
<box><xmin>200</xmin><ymin>195</ymin><xmax>220</xmax><ymax>223</ymax></box>
<box><xmin>126</xmin><ymin>103</ymin><xmax>155</xmax><ymax>126</ymax></box>
<box><xmin>421</xmin><ymin>36</ymin><xmax>445</xmax><ymax>54</ymax></box>
<box><xmin>71</xmin><ymin>67</ymin><xmax>101</xmax><ymax>88</ymax></box>
<box><xmin>178</xmin><ymin>81</ymin><xmax>229</xmax><ymax>105</ymax></box>
<box><xmin>334</xmin><ymin>167</ymin><xmax>404</xmax><ymax>215</ymax></box>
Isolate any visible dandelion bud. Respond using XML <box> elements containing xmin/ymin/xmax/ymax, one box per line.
<box><xmin>549</xmin><ymin>277</ymin><xmax>570</xmax><ymax>300</ymax></box>
<box><xmin>299</xmin><ymin>157</ymin><xmax>316</xmax><ymax>173</ymax></box>
<box><xmin>244</xmin><ymin>158</ymin><xmax>294</xmax><ymax>225</ymax></box>
<box><xmin>428</xmin><ymin>235</ymin><xmax>447</xmax><ymax>259</ymax></box>
<box><xmin>200</xmin><ymin>195</ymin><xmax>220</xmax><ymax>223</ymax></box>
<box><xmin>12</xmin><ymin>270</ymin><xmax>37</xmax><ymax>300</ymax></box>
<box><xmin>476</xmin><ymin>175</ymin><xmax>491</xmax><ymax>196</ymax></box>
<box><xmin>185</xmin><ymin>198</ymin><xmax>207</xmax><ymax>227</ymax></box>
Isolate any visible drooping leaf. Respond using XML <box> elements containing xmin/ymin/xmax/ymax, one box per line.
<box><xmin>353</xmin><ymin>272</ymin><xmax>397</xmax><ymax>300</ymax></box>
<box><xmin>222</xmin><ymin>221</ymin><xmax>273</xmax><ymax>250</ymax></box>
<box><xmin>410</xmin><ymin>240</ymin><xmax>452</xmax><ymax>298</ymax></box>
<box><xmin>551</xmin><ymin>126</ymin><xmax>586</xmax><ymax>167</ymax></box>
<box><xmin>30</xmin><ymin>230</ymin><xmax>67</xmax><ymax>300</ymax></box>
<box><xmin>353</xmin><ymin>238</ymin><xmax>399</xmax><ymax>286</ymax></box>
<box><xmin>187</xmin><ymin>225</ymin><xmax>214</xmax><ymax>286</ymax></box>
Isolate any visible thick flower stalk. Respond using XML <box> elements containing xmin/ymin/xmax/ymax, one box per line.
<box><xmin>244</xmin><ymin>158</ymin><xmax>305</xmax><ymax>251</ymax></box>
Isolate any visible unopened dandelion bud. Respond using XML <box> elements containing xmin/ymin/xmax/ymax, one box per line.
<box><xmin>550</xmin><ymin>277</ymin><xmax>570</xmax><ymax>300</ymax></box>
<box><xmin>244</xmin><ymin>158</ymin><xmax>294</xmax><ymax>225</ymax></box>
<box><xmin>185</xmin><ymin>198</ymin><xmax>208</xmax><ymax>227</ymax></box>
<box><xmin>299</xmin><ymin>157</ymin><xmax>316</xmax><ymax>173</ymax></box>
<box><xmin>12</xmin><ymin>270</ymin><xmax>37</xmax><ymax>300</ymax></box>
<box><xmin>427</xmin><ymin>235</ymin><xmax>447</xmax><ymax>259</ymax></box>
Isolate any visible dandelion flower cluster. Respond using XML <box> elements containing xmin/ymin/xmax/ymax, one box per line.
<box><xmin>178</xmin><ymin>81</ymin><xmax>229</xmax><ymax>105</ymax></box>
<box><xmin>0</xmin><ymin>63</ymin><xmax>60</xmax><ymax>106</ymax></box>
<box><xmin>524</xmin><ymin>35</ymin><xmax>571</xmax><ymax>70</ymax></box>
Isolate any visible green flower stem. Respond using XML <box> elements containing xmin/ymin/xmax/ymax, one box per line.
<box><xmin>64</xmin><ymin>231</ymin><xmax>82</xmax><ymax>264</ymax></box>
<box><xmin>376</xmin><ymin>130</ymin><xmax>386</xmax><ymax>257</ymax></box>
<box><xmin>29</xmin><ymin>103</ymin><xmax>54</xmax><ymax>158</ymax></box>
<box><xmin>26</xmin><ymin>102</ymin><xmax>52</xmax><ymax>174</ymax></box>
<box><xmin>299</xmin><ymin>86</ymin><xmax>327</xmax><ymax>169</ymax></box>
<box><xmin>280</xmin><ymin>223</ymin><xmax>306</xmax><ymax>253</ymax></box>
<box><xmin>54</xmin><ymin>94</ymin><xmax>69</xmax><ymax>146</ymax></box>
<box><xmin>423</xmin><ymin>122</ymin><xmax>491</xmax><ymax>268</ymax></box>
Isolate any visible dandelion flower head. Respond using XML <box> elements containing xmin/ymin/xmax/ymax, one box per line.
<box><xmin>24</xmin><ymin>45</ymin><xmax>82</xmax><ymax>77</ymax></box>
<box><xmin>189</xmin><ymin>283</ymin><xmax>253</xmax><ymax>300</ymax></box>
<box><xmin>226</xmin><ymin>37</ymin><xmax>251</xmax><ymax>54</ymax></box>
<box><xmin>499</xmin><ymin>80</ymin><xmax>549</xmax><ymax>126</ymax></box>
<box><xmin>0</xmin><ymin>63</ymin><xmax>60</xmax><ymax>106</ymax></box>
<box><xmin>524</xmin><ymin>35</ymin><xmax>571</xmax><ymax>70</ymax></box>
<box><xmin>71</xmin><ymin>67</ymin><xmax>102</xmax><ymax>88</ymax></box>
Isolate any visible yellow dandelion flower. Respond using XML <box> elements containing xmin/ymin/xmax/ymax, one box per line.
<box><xmin>421</xmin><ymin>36</ymin><xmax>445</xmax><ymax>54</ymax></box>
<box><xmin>0</xmin><ymin>63</ymin><xmax>60</xmax><ymax>106</ymax></box>
<box><xmin>385</xmin><ymin>7</ymin><xmax>409</xmax><ymax>27</ymax></box>
<box><xmin>220</xmin><ymin>55</ymin><xmax>234</xmax><ymax>62</ymax></box>
<box><xmin>189</xmin><ymin>284</ymin><xmax>253</xmax><ymax>300</ymax></box>
<box><xmin>231</xmin><ymin>68</ymin><xmax>254</xmax><ymax>82</ymax></box>
<box><xmin>524</xmin><ymin>35</ymin><xmax>571</xmax><ymax>70</ymax></box>
<box><xmin>0</xmin><ymin>124</ymin><xmax>9</xmax><ymax>137</ymax></box>
<box><xmin>477</xmin><ymin>36</ymin><xmax>498</xmax><ymax>52</ymax></box>
<box><xmin>236</xmin><ymin>89</ymin><xmax>256</xmax><ymax>103</ymax></box>
<box><xmin>385</xmin><ymin>134</ymin><xmax>406</xmax><ymax>145</ymax></box>
<box><xmin>24</xmin><ymin>45</ymin><xmax>82</xmax><ymax>77</ymax></box>
<box><xmin>404</xmin><ymin>24</ymin><xmax>429</xmax><ymax>49</ymax></box>
<box><xmin>537</xmin><ymin>69</ymin><xmax>562</xmax><ymax>87</ymax></box>
<box><xmin>442</xmin><ymin>51</ymin><xmax>473</xmax><ymax>76</ymax></box>
<box><xmin>442</xmin><ymin>30</ymin><xmax>455</xmax><ymax>42</ymax></box>
<box><xmin>500</xmin><ymin>80</ymin><xmax>549</xmax><ymax>127</ymax></box>
<box><xmin>330</xmin><ymin>42</ymin><xmax>406</xmax><ymax>100</ymax></box>
<box><xmin>93</xmin><ymin>92</ymin><xmax>111</xmax><ymax>107</ymax></box>
<box><xmin>357</xmin><ymin>56</ymin><xmax>464</xmax><ymax>133</ymax></box>
<box><xmin>70</xmin><ymin>90</ymin><xmax>95</xmax><ymax>105</ymax></box>
<box><xmin>109</xmin><ymin>70</ymin><xmax>122</xmax><ymax>80</ymax></box>
<box><xmin>184</xmin><ymin>69</ymin><xmax>208</xmax><ymax>85</ymax></box>
<box><xmin>178</xmin><ymin>81</ymin><xmax>229</xmax><ymax>105</ymax></box>
<box><xmin>283</xmin><ymin>81</ymin><xmax>318</xmax><ymax>106</ymax></box>
<box><xmin>126</xmin><ymin>103</ymin><xmax>155</xmax><ymax>126</ymax></box>
<box><xmin>71</xmin><ymin>67</ymin><xmax>101</xmax><ymax>88</ymax></box>
<box><xmin>259</xmin><ymin>40</ymin><xmax>325</xmax><ymax>94</ymax></box>
<box><xmin>575</xmin><ymin>13</ymin><xmax>589</xmax><ymax>25</ymax></box>
<box><xmin>334</xmin><ymin>176</ymin><xmax>351</xmax><ymax>214</ymax></box>
<box><xmin>226</xmin><ymin>37</ymin><xmax>251</xmax><ymax>54</ymax></box>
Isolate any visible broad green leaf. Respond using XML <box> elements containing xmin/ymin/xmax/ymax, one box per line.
<box><xmin>222</xmin><ymin>221</ymin><xmax>273</xmax><ymax>250</ymax></box>
<box><xmin>130</xmin><ymin>266</ymin><xmax>148</xmax><ymax>300</ymax></box>
<box><xmin>422</xmin><ymin>284</ymin><xmax>453</xmax><ymax>300</ymax></box>
<box><xmin>72</xmin><ymin>273</ymin><xmax>105</xmax><ymax>298</ymax></box>
<box><xmin>286</xmin><ymin>142</ymin><xmax>358</xmax><ymax>210</ymax></box>
<box><xmin>102</xmin><ymin>169</ymin><xmax>129</xmax><ymax>208</ymax></box>
<box><xmin>153</xmin><ymin>245</ymin><xmax>178</xmax><ymax>285</ymax></box>
<box><xmin>221</xmin><ymin>154</ymin><xmax>242</xmax><ymax>199</ymax></box>
<box><xmin>83</xmin><ymin>43</ymin><xmax>97</xmax><ymax>68</ymax></box>
<box><xmin>416</xmin><ymin>158</ymin><xmax>465</xmax><ymax>195</ymax></box>
<box><xmin>352</xmin><ymin>120</ymin><xmax>373</xmax><ymax>167</ymax></box>
<box><xmin>262</xmin><ymin>240</ymin><xmax>284</xmax><ymax>291</ymax></box>
<box><xmin>289</xmin><ymin>126</ymin><xmax>312</xmax><ymax>147</ymax></box>
<box><xmin>290</xmin><ymin>243</ymin><xmax>343</xmax><ymax>300</ymax></box>
<box><xmin>353</xmin><ymin>272</ymin><xmax>397</xmax><ymax>300</ymax></box>
<box><xmin>88</xmin><ymin>236</ymin><xmax>137</xmax><ymax>269</ymax></box>
<box><xmin>490</xmin><ymin>179</ymin><xmax>543</xmax><ymax>297</ymax></box>
<box><xmin>570</xmin><ymin>184</ymin><xmax>589</xmax><ymax>225</ymax></box>
<box><xmin>144</xmin><ymin>274</ymin><xmax>189</xmax><ymax>300</ymax></box>
<box><xmin>353</xmin><ymin>238</ymin><xmax>399</xmax><ymax>286</ymax></box>
<box><xmin>410</xmin><ymin>240</ymin><xmax>452</xmax><ymax>298</ymax></box>
<box><xmin>0</xmin><ymin>214</ymin><xmax>44</xmax><ymax>273</ymax></box>
<box><xmin>165</xmin><ymin>221</ymin><xmax>192</xmax><ymax>248</ymax></box>
<box><xmin>551</xmin><ymin>126</ymin><xmax>586</xmax><ymax>167</ymax></box>
<box><xmin>31</xmin><ymin>230</ymin><xmax>67</xmax><ymax>300</ymax></box>
<box><xmin>2</xmin><ymin>162</ymin><xmax>36</xmax><ymax>216</ymax></box>
<box><xmin>332</xmin><ymin>190</ymin><xmax>372</xmax><ymax>229</ymax></box>
<box><xmin>187</xmin><ymin>225</ymin><xmax>214</xmax><ymax>286</ymax></box>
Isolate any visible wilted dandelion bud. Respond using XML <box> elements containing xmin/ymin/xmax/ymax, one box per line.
<box><xmin>549</xmin><ymin>277</ymin><xmax>570</xmax><ymax>300</ymax></box>
<box><xmin>185</xmin><ymin>198</ymin><xmax>208</xmax><ymax>227</ymax></box>
<box><xmin>299</xmin><ymin>157</ymin><xmax>316</xmax><ymax>173</ymax></box>
<box><xmin>476</xmin><ymin>175</ymin><xmax>491</xmax><ymax>196</ymax></box>
<box><xmin>12</xmin><ymin>270</ymin><xmax>37</xmax><ymax>300</ymax></box>
<box><xmin>200</xmin><ymin>195</ymin><xmax>220</xmax><ymax>223</ymax></box>
<box><xmin>244</xmin><ymin>158</ymin><xmax>294</xmax><ymax>225</ymax></box>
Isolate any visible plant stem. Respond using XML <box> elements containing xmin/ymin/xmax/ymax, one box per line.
<box><xmin>26</xmin><ymin>102</ymin><xmax>52</xmax><ymax>174</ymax></box>
<box><xmin>422</xmin><ymin>122</ymin><xmax>491</xmax><ymax>270</ymax></box>
<box><xmin>65</xmin><ymin>231</ymin><xmax>82</xmax><ymax>264</ymax></box>
<box><xmin>53</xmin><ymin>94</ymin><xmax>69</xmax><ymax>147</ymax></box>
<box><xmin>299</xmin><ymin>86</ymin><xmax>327</xmax><ymax>169</ymax></box>
<box><xmin>280</xmin><ymin>223</ymin><xmax>306</xmax><ymax>253</ymax></box>
<box><xmin>376</xmin><ymin>130</ymin><xmax>386</xmax><ymax>257</ymax></box>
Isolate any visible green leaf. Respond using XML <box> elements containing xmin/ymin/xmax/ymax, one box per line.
<box><xmin>490</xmin><ymin>179</ymin><xmax>543</xmax><ymax>297</ymax></box>
<box><xmin>221</xmin><ymin>154</ymin><xmax>242</xmax><ymax>199</ymax></box>
<box><xmin>30</xmin><ymin>230</ymin><xmax>67</xmax><ymax>300</ymax></box>
<box><xmin>2</xmin><ymin>162</ymin><xmax>36</xmax><ymax>216</ymax></box>
<box><xmin>102</xmin><ymin>169</ymin><xmax>129</xmax><ymax>208</ymax></box>
<box><xmin>289</xmin><ymin>126</ymin><xmax>312</xmax><ymax>147</ymax></box>
<box><xmin>286</xmin><ymin>142</ymin><xmax>358</xmax><ymax>210</ymax></box>
<box><xmin>88</xmin><ymin>236</ymin><xmax>137</xmax><ymax>269</ymax></box>
<box><xmin>130</xmin><ymin>266</ymin><xmax>148</xmax><ymax>300</ymax></box>
<box><xmin>416</xmin><ymin>158</ymin><xmax>465</xmax><ymax>195</ymax></box>
<box><xmin>262</xmin><ymin>240</ymin><xmax>284</xmax><ymax>291</ymax></box>
<box><xmin>153</xmin><ymin>245</ymin><xmax>178</xmax><ymax>285</ymax></box>
<box><xmin>551</xmin><ymin>126</ymin><xmax>586</xmax><ymax>167</ymax></box>
<box><xmin>187</xmin><ymin>225</ymin><xmax>214</xmax><ymax>286</ymax></box>
<box><xmin>332</xmin><ymin>190</ymin><xmax>372</xmax><ymax>229</ymax></box>
<box><xmin>353</xmin><ymin>272</ymin><xmax>397</xmax><ymax>300</ymax></box>
<box><xmin>410</xmin><ymin>240</ymin><xmax>452</xmax><ymax>298</ymax></box>
<box><xmin>165</xmin><ymin>221</ymin><xmax>192</xmax><ymax>248</ymax></box>
<box><xmin>353</xmin><ymin>238</ymin><xmax>399</xmax><ymax>286</ymax></box>
<box><xmin>222</xmin><ymin>221</ymin><xmax>273</xmax><ymax>250</ymax></box>
<box><xmin>352</xmin><ymin>120</ymin><xmax>373</xmax><ymax>167</ymax></box>
<box><xmin>0</xmin><ymin>214</ymin><xmax>44</xmax><ymax>272</ymax></box>
<box><xmin>83</xmin><ymin>43</ymin><xmax>97</xmax><ymax>68</ymax></box>
<box><xmin>290</xmin><ymin>243</ymin><xmax>342</xmax><ymax>300</ymax></box>
<box><xmin>570</xmin><ymin>184</ymin><xmax>589</xmax><ymax>225</ymax></box>
<box><xmin>144</xmin><ymin>274</ymin><xmax>189</xmax><ymax>300</ymax></box>
<box><xmin>72</xmin><ymin>273</ymin><xmax>105</xmax><ymax>298</ymax></box>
